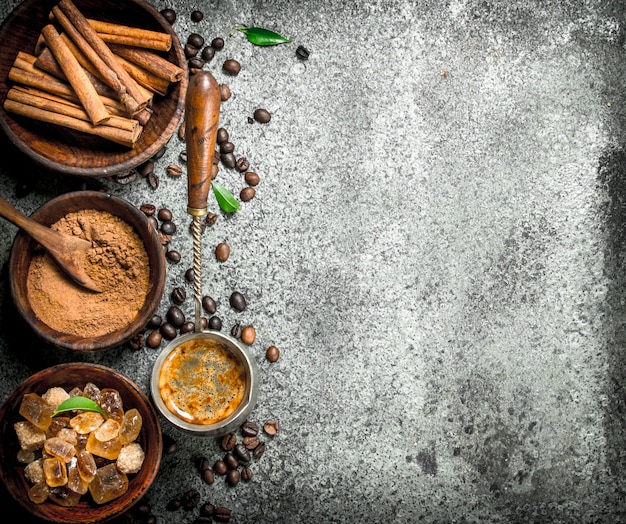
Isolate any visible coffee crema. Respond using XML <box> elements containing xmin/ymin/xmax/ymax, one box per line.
<box><xmin>158</xmin><ymin>337</ymin><xmax>247</xmax><ymax>425</ymax></box>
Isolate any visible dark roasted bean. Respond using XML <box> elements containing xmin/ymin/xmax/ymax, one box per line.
<box><xmin>221</xmin><ymin>152</ymin><xmax>236</xmax><ymax>168</ymax></box>
<box><xmin>182</xmin><ymin>489</ymin><xmax>200</xmax><ymax>510</ymax></box>
<box><xmin>129</xmin><ymin>333</ymin><xmax>144</xmax><ymax>350</ymax></box>
<box><xmin>160</xmin><ymin>220</ymin><xmax>176</xmax><ymax>235</ymax></box>
<box><xmin>166</xmin><ymin>497</ymin><xmax>182</xmax><ymax>511</ymax></box>
<box><xmin>148</xmin><ymin>216</ymin><xmax>159</xmax><ymax>230</ymax></box>
<box><xmin>240</xmin><ymin>187</ymin><xmax>256</xmax><ymax>202</ymax></box>
<box><xmin>243</xmin><ymin>435</ymin><xmax>259</xmax><ymax>449</ymax></box>
<box><xmin>221</xmin><ymin>433</ymin><xmax>237</xmax><ymax>451</ymax></box>
<box><xmin>201</xmin><ymin>46</ymin><xmax>215</xmax><ymax>61</ymax></box>
<box><xmin>180</xmin><ymin>150</ymin><xmax>188</xmax><ymax>162</ymax></box>
<box><xmin>148</xmin><ymin>314</ymin><xmax>162</xmax><ymax>329</ymax></box>
<box><xmin>160</xmin><ymin>322</ymin><xmax>177</xmax><ymax>340</ymax></box>
<box><xmin>241</xmin><ymin>466</ymin><xmax>253</xmax><ymax>481</ymax></box>
<box><xmin>216</xmin><ymin>127</ymin><xmax>229</xmax><ymax>144</ymax></box>
<box><xmin>235</xmin><ymin>157</ymin><xmax>250</xmax><ymax>172</ymax></box>
<box><xmin>202</xmin><ymin>467</ymin><xmax>215</xmax><ymax>485</ymax></box>
<box><xmin>208</xmin><ymin>315</ymin><xmax>222</xmax><ymax>331</ymax></box>
<box><xmin>229</xmin><ymin>291</ymin><xmax>247</xmax><ymax>311</ymax></box>
<box><xmin>224</xmin><ymin>452</ymin><xmax>238</xmax><ymax>470</ymax></box>
<box><xmin>226</xmin><ymin>469</ymin><xmax>240</xmax><ymax>487</ymax></box>
<box><xmin>219</xmin><ymin>83</ymin><xmax>231</xmax><ymax>101</ymax></box>
<box><xmin>233</xmin><ymin>443</ymin><xmax>251</xmax><ymax>462</ymax></box>
<box><xmin>206</xmin><ymin>212</ymin><xmax>218</xmax><ymax>226</ymax></box>
<box><xmin>146</xmin><ymin>330</ymin><xmax>162</xmax><ymax>348</ymax></box>
<box><xmin>188</xmin><ymin>33</ymin><xmax>205</xmax><ymax>48</ymax></box>
<box><xmin>171</xmin><ymin>287</ymin><xmax>186</xmax><ymax>303</ymax></box>
<box><xmin>220</xmin><ymin>141</ymin><xmax>235</xmax><ymax>154</ymax></box>
<box><xmin>185</xmin><ymin>267</ymin><xmax>195</xmax><ymax>282</ymax></box>
<box><xmin>188</xmin><ymin>57</ymin><xmax>205</xmax><ymax>69</ymax></box>
<box><xmin>213</xmin><ymin>459</ymin><xmax>228</xmax><ymax>475</ymax></box>
<box><xmin>253</xmin><ymin>108</ymin><xmax>271</xmax><ymax>123</ymax></box>
<box><xmin>223</xmin><ymin>59</ymin><xmax>241</xmax><ymax>75</ymax></box>
<box><xmin>202</xmin><ymin>295</ymin><xmax>217</xmax><ymax>314</ymax></box>
<box><xmin>147</xmin><ymin>171</ymin><xmax>159</xmax><ymax>189</ymax></box>
<box><xmin>160</xmin><ymin>8</ymin><xmax>176</xmax><ymax>24</ymax></box>
<box><xmin>266</xmin><ymin>345</ymin><xmax>280</xmax><ymax>362</ymax></box>
<box><xmin>211</xmin><ymin>37</ymin><xmax>225</xmax><ymax>50</ymax></box>
<box><xmin>191</xmin><ymin>10</ymin><xmax>203</xmax><ymax>21</ymax></box>
<box><xmin>167</xmin><ymin>164</ymin><xmax>183</xmax><ymax>177</ymax></box>
<box><xmin>253</xmin><ymin>441</ymin><xmax>266</xmax><ymax>459</ymax></box>
<box><xmin>296</xmin><ymin>45</ymin><xmax>310</xmax><ymax>60</ymax></box>
<box><xmin>244</xmin><ymin>171</ymin><xmax>260</xmax><ymax>186</ymax></box>
<box><xmin>166</xmin><ymin>306</ymin><xmax>185</xmax><ymax>327</ymax></box>
<box><xmin>185</xmin><ymin>43</ymin><xmax>199</xmax><ymax>58</ymax></box>
<box><xmin>138</xmin><ymin>160</ymin><xmax>154</xmax><ymax>177</ymax></box>
<box><xmin>214</xmin><ymin>507</ymin><xmax>232</xmax><ymax>522</ymax></box>
<box><xmin>200</xmin><ymin>502</ymin><xmax>215</xmax><ymax>517</ymax></box>
<box><xmin>140</xmin><ymin>203</ymin><xmax>156</xmax><ymax>216</ymax></box>
<box><xmin>163</xmin><ymin>434</ymin><xmax>177</xmax><ymax>454</ymax></box>
<box><xmin>264</xmin><ymin>419</ymin><xmax>279</xmax><ymax>435</ymax></box>
<box><xmin>215</xmin><ymin>242</ymin><xmax>230</xmax><ymax>262</ymax></box>
<box><xmin>166</xmin><ymin>249</ymin><xmax>181</xmax><ymax>263</ymax></box>
<box><xmin>158</xmin><ymin>208</ymin><xmax>173</xmax><ymax>221</ymax></box>
<box><xmin>152</xmin><ymin>145</ymin><xmax>167</xmax><ymax>160</ymax></box>
<box><xmin>241</xmin><ymin>420</ymin><xmax>259</xmax><ymax>437</ymax></box>
<box><xmin>197</xmin><ymin>456</ymin><xmax>211</xmax><ymax>472</ymax></box>
<box><xmin>231</xmin><ymin>322</ymin><xmax>242</xmax><ymax>338</ymax></box>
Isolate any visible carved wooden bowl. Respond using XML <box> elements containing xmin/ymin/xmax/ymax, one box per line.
<box><xmin>8</xmin><ymin>190</ymin><xmax>167</xmax><ymax>352</ymax></box>
<box><xmin>0</xmin><ymin>0</ymin><xmax>187</xmax><ymax>177</ymax></box>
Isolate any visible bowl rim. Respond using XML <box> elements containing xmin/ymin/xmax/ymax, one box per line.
<box><xmin>0</xmin><ymin>0</ymin><xmax>188</xmax><ymax>177</ymax></box>
<box><xmin>0</xmin><ymin>362</ymin><xmax>163</xmax><ymax>523</ymax></box>
<box><xmin>151</xmin><ymin>331</ymin><xmax>260</xmax><ymax>437</ymax></box>
<box><xmin>8</xmin><ymin>190</ymin><xmax>167</xmax><ymax>352</ymax></box>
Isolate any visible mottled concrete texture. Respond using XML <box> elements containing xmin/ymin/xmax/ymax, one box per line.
<box><xmin>1</xmin><ymin>0</ymin><xmax>626</xmax><ymax>522</ymax></box>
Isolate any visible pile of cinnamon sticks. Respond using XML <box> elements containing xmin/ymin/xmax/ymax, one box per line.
<box><xmin>3</xmin><ymin>0</ymin><xmax>185</xmax><ymax>148</ymax></box>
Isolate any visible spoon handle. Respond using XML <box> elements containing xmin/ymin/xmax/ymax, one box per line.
<box><xmin>185</xmin><ymin>71</ymin><xmax>221</xmax><ymax>214</ymax></box>
<box><xmin>0</xmin><ymin>195</ymin><xmax>58</xmax><ymax>246</ymax></box>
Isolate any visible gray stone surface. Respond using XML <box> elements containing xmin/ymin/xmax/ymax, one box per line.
<box><xmin>1</xmin><ymin>0</ymin><xmax>626</xmax><ymax>522</ymax></box>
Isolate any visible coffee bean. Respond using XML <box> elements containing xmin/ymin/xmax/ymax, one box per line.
<box><xmin>266</xmin><ymin>345</ymin><xmax>280</xmax><ymax>362</ymax></box>
<box><xmin>182</xmin><ymin>489</ymin><xmax>200</xmax><ymax>510</ymax></box>
<box><xmin>188</xmin><ymin>57</ymin><xmax>205</xmax><ymax>70</ymax></box>
<box><xmin>253</xmin><ymin>108</ymin><xmax>271</xmax><ymax>123</ymax></box>
<box><xmin>185</xmin><ymin>43</ymin><xmax>199</xmax><ymax>58</ymax></box>
<box><xmin>140</xmin><ymin>203</ymin><xmax>156</xmax><ymax>216</ymax></box>
<box><xmin>167</xmin><ymin>164</ymin><xmax>183</xmax><ymax>177</ymax></box>
<box><xmin>201</xmin><ymin>317</ymin><xmax>209</xmax><ymax>330</ymax></box>
<box><xmin>233</xmin><ymin>443</ymin><xmax>251</xmax><ymax>462</ymax></box>
<box><xmin>240</xmin><ymin>187</ymin><xmax>256</xmax><ymax>202</ymax></box>
<box><xmin>202</xmin><ymin>295</ymin><xmax>217</xmax><ymax>314</ymax></box>
<box><xmin>220</xmin><ymin>141</ymin><xmax>235</xmax><ymax>154</ymax></box>
<box><xmin>153</xmin><ymin>146</ymin><xmax>167</xmax><ymax>160</ymax></box>
<box><xmin>160</xmin><ymin>8</ymin><xmax>176</xmax><ymax>24</ymax></box>
<box><xmin>264</xmin><ymin>419</ymin><xmax>279</xmax><ymax>435</ymax></box>
<box><xmin>202</xmin><ymin>468</ymin><xmax>215</xmax><ymax>485</ymax></box>
<box><xmin>244</xmin><ymin>171</ymin><xmax>260</xmax><ymax>186</ymax></box>
<box><xmin>166</xmin><ymin>497</ymin><xmax>182</xmax><ymax>511</ymax></box>
<box><xmin>253</xmin><ymin>441</ymin><xmax>266</xmax><ymax>459</ymax></box>
<box><xmin>166</xmin><ymin>249</ymin><xmax>181</xmax><ymax>263</ymax></box>
<box><xmin>217</xmin><ymin>127</ymin><xmax>229</xmax><ymax>144</ymax></box>
<box><xmin>138</xmin><ymin>160</ymin><xmax>154</xmax><ymax>177</ymax></box>
<box><xmin>208</xmin><ymin>315</ymin><xmax>222</xmax><ymax>331</ymax></box>
<box><xmin>231</xmin><ymin>322</ymin><xmax>242</xmax><ymax>338</ymax></box>
<box><xmin>129</xmin><ymin>333</ymin><xmax>144</xmax><ymax>350</ymax></box>
<box><xmin>241</xmin><ymin>420</ymin><xmax>259</xmax><ymax>437</ymax></box>
<box><xmin>211</xmin><ymin>37</ymin><xmax>225</xmax><ymax>50</ymax></box>
<box><xmin>221</xmin><ymin>152</ymin><xmax>236</xmax><ymax>168</ymax></box>
<box><xmin>163</xmin><ymin>434</ymin><xmax>178</xmax><ymax>454</ymax></box>
<box><xmin>188</xmin><ymin>33</ymin><xmax>205</xmax><ymax>48</ymax></box>
<box><xmin>226</xmin><ymin>469</ymin><xmax>240</xmax><ymax>487</ymax></box>
<box><xmin>223</xmin><ymin>59</ymin><xmax>241</xmax><ymax>75</ymax></box>
<box><xmin>213</xmin><ymin>459</ymin><xmax>228</xmax><ymax>475</ymax></box>
<box><xmin>235</xmin><ymin>157</ymin><xmax>250</xmax><ymax>172</ymax></box>
<box><xmin>160</xmin><ymin>322</ymin><xmax>177</xmax><ymax>340</ymax></box>
<box><xmin>229</xmin><ymin>291</ymin><xmax>247</xmax><ymax>312</ymax></box>
<box><xmin>215</xmin><ymin>242</ymin><xmax>230</xmax><ymax>262</ymax></box>
<box><xmin>180</xmin><ymin>322</ymin><xmax>194</xmax><ymax>336</ymax></box>
<box><xmin>191</xmin><ymin>10</ymin><xmax>204</xmax><ymax>21</ymax></box>
<box><xmin>241</xmin><ymin>466</ymin><xmax>253</xmax><ymax>481</ymax></box>
<box><xmin>185</xmin><ymin>267</ymin><xmax>195</xmax><ymax>282</ymax></box>
<box><xmin>197</xmin><ymin>456</ymin><xmax>211</xmax><ymax>472</ymax></box>
<box><xmin>243</xmin><ymin>435</ymin><xmax>259</xmax><ymax>450</ymax></box>
<box><xmin>221</xmin><ymin>433</ymin><xmax>237</xmax><ymax>451</ymax></box>
<box><xmin>148</xmin><ymin>314</ymin><xmax>162</xmax><ymax>329</ymax></box>
<box><xmin>201</xmin><ymin>46</ymin><xmax>215</xmax><ymax>61</ymax></box>
<box><xmin>206</xmin><ymin>212</ymin><xmax>218</xmax><ymax>226</ymax></box>
<box><xmin>146</xmin><ymin>330</ymin><xmax>162</xmax><ymax>348</ymax></box>
<box><xmin>180</xmin><ymin>150</ymin><xmax>188</xmax><ymax>162</ymax></box>
<box><xmin>296</xmin><ymin>45</ymin><xmax>310</xmax><ymax>60</ymax></box>
<box><xmin>200</xmin><ymin>502</ymin><xmax>215</xmax><ymax>517</ymax></box>
<box><xmin>219</xmin><ymin>83</ymin><xmax>231</xmax><ymax>101</ymax></box>
<box><xmin>147</xmin><ymin>171</ymin><xmax>159</xmax><ymax>189</ymax></box>
<box><xmin>214</xmin><ymin>507</ymin><xmax>232</xmax><ymax>522</ymax></box>
<box><xmin>172</xmin><ymin>286</ymin><xmax>187</xmax><ymax>303</ymax></box>
<box><xmin>166</xmin><ymin>306</ymin><xmax>185</xmax><ymax>327</ymax></box>
<box><xmin>160</xmin><ymin>220</ymin><xmax>176</xmax><ymax>235</ymax></box>
<box><xmin>211</xmin><ymin>163</ymin><xmax>219</xmax><ymax>180</ymax></box>
<box><xmin>148</xmin><ymin>216</ymin><xmax>159</xmax><ymax>230</ymax></box>
<box><xmin>224</xmin><ymin>452</ymin><xmax>238</xmax><ymax>470</ymax></box>
<box><xmin>146</xmin><ymin>330</ymin><xmax>163</xmax><ymax>349</ymax></box>
<box><xmin>158</xmin><ymin>208</ymin><xmax>173</xmax><ymax>221</ymax></box>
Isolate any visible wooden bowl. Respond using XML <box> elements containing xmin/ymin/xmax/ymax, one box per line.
<box><xmin>0</xmin><ymin>0</ymin><xmax>188</xmax><ymax>177</ymax></box>
<box><xmin>8</xmin><ymin>191</ymin><xmax>167</xmax><ymax>352</ymax></box>
<box><xmin>0</xmin><ymin>362</ymin><xmax>163</xmax><ymax>523</ymax></box>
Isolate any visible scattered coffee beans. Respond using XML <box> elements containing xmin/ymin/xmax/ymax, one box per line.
<box><xmin>223</xmin><ymin>59</ymin><xmax>241</xmax><ymax>75</ymax></box>
<box><xmin>160</xmin><ymin>322</ymin><xmax>178</xmax><ymax>340</ymax></box>
<box><xmin>241</xmin><ymin>420</ymin><xmax>259</xmax><ymax>437</ymax></box>
<box><xmin>224</xmin><ymin>452</ymin><xmax>238</xmax><ymax>470</ymax></box>
<box><xmin>220</xmin><ymin>141</ymin><xmax>235</xmax><ymax>153</ymax></box>
<box><xmin>234</xmin><ymin>443</ymin><xmax>251</xmax><ymax>462</ymax></box>
<box><xmin>202</xmin><ymin>468</ymin><xmax>215</xmax><ymax>485</ymax></box>
<box><xmin>240</xmin><ymin>187</ymin><xmax>256</xmax><ymax>202</ymax></box>
<box><xmin>231</xmin><ymin>322</ymin><xmax>243</xmax><ymax>338</ymax></box>
<box><xmin>140</xmin><ymin>203</ymin><xmax>156</xmax><ymax>216</ymax></box>
<box><xmin>206</xmin><ymin>212</ymin><xmax>218</xmax><ymax>226</ymax></box>
<box><xmin>208</xmin><ymin>315</ymin><xmax>223</xmax><ymax>331</ymax></box>
<box><xmin>221</xmin><ymin>432</ymin><xmax>237</xmax><ymax>451</ymax></box>
<box><xmin>264</xmin><ymin>419</ymin><xmax>279</xmax><ymax>435</ymax></box>
<box><xmin>214</xmin><ymin>506</ymin><xmax>232</xmax><ymax>522</ymax></box>
<box><xmin>171</xmin><ymin>286</ymin><xmax>187</xmax><ymax>303</ymax></box>
<box><xmin>163</xmin><ymin>434</ymin><xmax>178</xmax><ymax>454</ymax></box>
<box><xmin>181</xmin><ymin>489</ymin><xmax>200</xmax><ymax>510</ymax></box>
<box><xmin>296</xmin><ymin>45</ymin><xmax>311</xmax><ymax>60</ymax></box>
<box><xmin>230</xmin><ymin>291</ymin><xmax>247</xmax><ymax>311</ymax></box>
<box><xmin>219</xmin><ymin>83</ymin><xmax>231</xmax><ymax>101</ymax></box>
<box><xmin>160</xmin><ymin>8</ymin><xmax>176</xmax><ymax>24</ymax></box>
<box><xmin>200</xmin><ymin>502</ymin><xmax>215</xmax><ymax>517</ymax></box>
<box><xmin>243</xmin><ymin>435</ymin><xmax>259</xmax><ymax>450</ymax></box>
<box><xmin>213</xmin><ymin>459</ymin><xmax>228</xmax><ymax>475</ymax></box>
<box><xmin>241</xmin><ymin>325</ymin><xmax>256</xmax><ymax>345</ymax></box>
<box><xmin>226</xmin><ymin>469</ymin><xmax>240</xmax><ymax>487</ymax></box>
<box><xmin>148</xmin><ymin>314</ymin><xmax>163</xmax><ymax>329</ymax></box>
<box><xmin>166</xmin><ymin>305</ymin><xmax>185</xmax><ymax>327</ymax></box>
<box><xmin>221</xmin><ymin>152</ymin><xmax>236</xmax><ymax>168</ymax></box>
<box><xmin>253</xmin><ymin>108</ymin><xmax>271</xmax><ymax>123</ymax></box>
<box><xmin>241</xmin><ymin>466</ymin><xmax>253</xmax><ymax>481</ymax></box>
<box><xmin>188</xmin><ymin>33</ymin><xmax>205</xmax><ymax>49</ymax></box>
<box><xmin>146</xmin><ymin>330</ymin><xmax>162</xmax><ymax>348</ymax></box>
<box><xmin>185</xmin><ymin>267</ymin><xmax>195</xmax><ymax>282</ymax></box>
<box><xmin>191</xmin><ymin>10</ymin><xmax>203</xmax><ymax>22</ymax></box>
<box><xmin>217</xmin><ymin>127</ymin><xmax>229</xmax><ymax>144</ymax></box>
<box><xmin>266</xmin><ymin>345</ymin><xmax>280</xmax><ymax>362</ymax></box>
<box><xmin>201</xmin><ymin>46</ymin><xmax>215</xmax><ymax>61</ymax></box>
<box><xmin>236</xmin><ymin>157</ymin><xmax>250</xmax><ymax>172</ymax></box>
<box><xmin>166</xmin><ymin>249</ymin><xmax>181</xmax><ymax>263</ymax></box>
<box><xmin>202</xmin><ymin>295</ymin><xmax>217</xmax><ymax>314</ymax></box>
<box><xmin>167</xmin><ymin>164</ymin><xmax>183</xmax><ymax>177</ymax></box>
<box><xmin>212</xmin><ymin>37</ymin><xmax>225</xmax><ymax>50</ymax></box>
<box><xmin>215</xmin><ymin>242</ymin><xmax>231</xmax><ymax>261</ymax></box>
<box><xmin>245</xmin><ymin>171</ymin><xmax>260</xmax><ymax>186</ymax></box>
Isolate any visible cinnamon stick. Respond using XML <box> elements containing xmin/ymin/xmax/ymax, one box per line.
<box><xmin>4</xmin><ymin>98</ymin><xmax>141</xmax><ymax>147</ymax></box>
<box><xmin>41</xmin><ymin>24</ymin><xmax>110</xmax><ymax>126</ymax></box>
<box><xmin>108</xmin><ymin>44</ymin><xmax>184</xmax><ymax>83</ymax></box>
<box><xmin>87</xmin><ymin>18</ymin><xmax>172</xmax><ymax>52</ymax></box>
<box><xmin>54</xmin><ymin>0</ymin><xmax>149</xmax><ymax>116</ymax></box>
<box><xmin>113</xmin><ymin>53</ymin><xmax>170</xmax><ymax>96</ymax></box>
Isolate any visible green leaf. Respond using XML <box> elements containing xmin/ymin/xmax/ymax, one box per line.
<box><xmin>52</xmin><ymin>396</ymin><xmax>107</xmax><ymax>418</ymax></box>
<box><xmin>237</xmin><ymin>26</ymin><xmax>291</xmax><ymax>46</ymax></box>
<box><xmin>212</xmin><ymin>181</ymin><xmax>240</xmax><ymax>213</ymax></box>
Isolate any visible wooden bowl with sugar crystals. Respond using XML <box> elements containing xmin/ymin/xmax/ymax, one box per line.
<box><xmin>8</xmin><ymin>190</ymin><xmax>167</xmax><ymax>352</ymax></box>
<box><xmin>0</xmin><ymin>362</ymin><xmax>163</xmax><ymax>523</ymax></box>
<box><xmin>0</xmin><ymin>0</ymin><xmax>187</xmax><ymax>177</ymax></box>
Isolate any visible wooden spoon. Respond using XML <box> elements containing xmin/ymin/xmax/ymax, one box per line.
<box><xmin>0</xmin><ymin>195</ymin><xmax>101</xmax><ymax>292</ymax></box>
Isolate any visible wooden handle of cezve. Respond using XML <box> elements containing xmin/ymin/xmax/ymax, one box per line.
<box><xmin>185</xmin><ymin>71</ymin><xmax>221</xmax><ymax>214</ymax></box>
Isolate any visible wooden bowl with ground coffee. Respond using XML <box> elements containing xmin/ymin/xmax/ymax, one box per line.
<box><xmin>0</xmin><ymin>362</ymin><xmax>163</xmax><ymax>523</ymax></box>
<box><xmin>8</xmin><ymin>190</ymin><xmax>166</xmax><ymax>352</ymax></box>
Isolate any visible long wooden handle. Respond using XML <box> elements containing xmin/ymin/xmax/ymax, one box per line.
<box><xmin>185</xmin><ymin>71</ymin><xmax>220</xmax><ymax>215</ymax></box>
